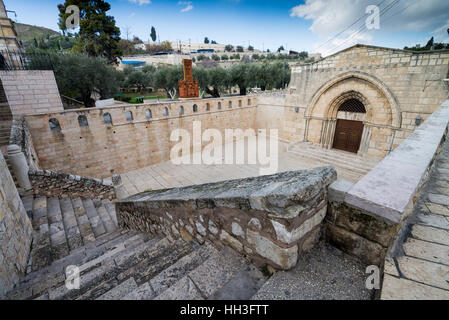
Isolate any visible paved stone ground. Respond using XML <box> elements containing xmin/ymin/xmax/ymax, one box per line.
<box><xmin>252</xmin><ymin>242</ymin><xmax>372</xmax><ymax>300</ymax></box>
<box><xmin>116</xmin><ymin>140</ymin><xmax>380</xmax><ymax>198</ymax></box>
<box><xmin>381</xmin><ymin>138</ymin><xmax>449</xmax><ymax>299</ymax></box>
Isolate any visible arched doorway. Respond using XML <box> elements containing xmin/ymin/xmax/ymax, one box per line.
<box><xmin>332</xmin><ymin>98</ymin><xmax>366</xmax><ymax>153</ymax></box>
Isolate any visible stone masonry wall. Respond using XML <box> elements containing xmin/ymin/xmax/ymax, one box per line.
<box><xmin>257</xmin><ymin>45</ymin><xmax>449</xmax><ymax>158</ymax></box>
<box><xmin>0</xmin><ymin>150</ymin><xmax>32</xmax><ymax>298</ymax></box>
<box><xmin>0</xmin><ymin>70</ymin><xmax>64</xmax><ymax>115</ymax></box>
<box><xmin>29</xmin><ymin>169</ymin><xmax>115</xmax><ymax>200</ymax></box>
<box><xmin>24</xmin><ymin>96</ymin><xmax>257</xmax><ymax>178</ymax></box>
<box><xmin>116</xmin><ymin>167</ymin><xmax>337</xmax><ymax>270</ymax></box>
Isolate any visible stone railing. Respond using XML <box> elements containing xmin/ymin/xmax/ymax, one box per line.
<box><xmin>116</xmin><ymin>166</ymin><xmax>336</xmax><ymax>270</ymax></box>
<box><xmin>0</xmin><ymin>150</ymin><xmax>32</xmax><ymax>298</ymax></box>
<box><xmin>29</xmin><ymin>169</ymin><xmax>115</xmax><ymax>200</ymax></box>
<box><xmin>325</xmin><ymin>100</ymin><xmax>449</xmax><ymax>265</ymax></box>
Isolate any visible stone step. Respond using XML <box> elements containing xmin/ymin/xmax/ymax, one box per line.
<box><xmin>290</xmin><ymin>143</ymin><xmax>379</xmax><ymax>169</ymax></box>
<box><xmin>46</xmin><ymin>236</ymin><xmax>187</xmax><ymax>300</ymax></box>
<box><xmin>59</xmin><ymin>197</ymin><xmax>84</xmax><ymax>252</ymax></box>
<box><xmin>97</xmin><ymin>205</ymin><xmax>117</xmax><ymax>234</ymax></box>
<box><xmin>83</xmin><ymin>198</ymin><xmax>107</xmax><ymax>238</ymax></box>
<box><xmin>103</xmin><ymin>200</ymin><xmax>118</xmax><ymax>228</ymax></box>
<box><xmin>288</xmin><ymin>147</ymin><xmax>372</xmax><ymax>175</ymax></box>
<box><xmin>47</xmin><ymin>196</ymin><xmax>70</xmax><ymax>261</ymax></box>
<box><xmin>72</xmin><ymin>198</ymin><xmax>96</xmax><ymax>245</ymax></box>
<box><xmin>30</xmin><ymin>196</ymin><xmax>52</xmax><ymax>272</ymax></box>
<box><xmin>5</xmin><ymin>230</ymin><xmax>140</xmax><ymax>299</ymax></box>
<box><xmin>122</xmin><ymin>242</ymin><xmax>218</xmax><ymax>300</ymax></box>
<box><xmin>154</xmin><ymin>247</ymin><xmax>248</xmax><ymax>300</ymax></box>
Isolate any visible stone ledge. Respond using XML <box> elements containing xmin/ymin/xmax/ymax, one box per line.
<box><xmin>29</xmin><ymin>169</ymin><xmax>115</xmax><ymax>200</ymax></box>
<box><xmin>117</xmin><ymin>167</ymin><xmax>337</xmax><ymax>270</ymax></box>
<box><xmin>345</xmin><ymin>101</ymin><xmax>449</xmax><ymax>224</ymax></box>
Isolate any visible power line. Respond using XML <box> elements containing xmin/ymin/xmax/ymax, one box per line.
<box><xmin>321</xmin><ymin>0</ymin><xmax>402</xmax><ymax>56</ymax></box>
<box><xmin>314</xmin><ymin>0</ymin><xmax>387</xmax><ymax>52</ymax></box>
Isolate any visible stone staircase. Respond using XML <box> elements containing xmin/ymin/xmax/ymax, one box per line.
<box><xmin>288</xmin><ymin>142</ymin><xmax>381</xmax><ymax>181</ymax></box>
<box><xmin>5</xmin><ymin>195</ymin><xmax>269</xmax><ymax>300</ymax></box>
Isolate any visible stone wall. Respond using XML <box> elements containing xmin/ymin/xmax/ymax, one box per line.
<box><xmin>0</xmin><ymin>150</ymin><xmax>32</xmax><ymax>298</ymax></box>
<box><xmin>116</xmin><ymin>166</ymin><xmax>337</xmax><ymax>270</ymax></box>
<box><xmin>24</xmin><ymin>96</ymin><xmax>257</xmax><ymax>178</ymax></box>
<box><xmin>0</xmin><ymin>70</ymin><xmax>64</xmax><ymax>115</ymax></box>
<box><xmin>258</xmin><ymin>44</ymin><xmax>449</xmax><ymax>158</ymax></box>
<box><xmin>28</xmin><ymin>169</ymin><xmax>115</xmax><ymax>200</ymax></box>
<box><xmin>325</xmin><ymin>100</ymin><xmax>449</xmax><ymax>266</ymax></box>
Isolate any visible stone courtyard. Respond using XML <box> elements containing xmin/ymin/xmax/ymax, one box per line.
<box><xmin>0</xmin><ymin>42</ymin><xmax>448</xmax><ymax>301</ymax></box>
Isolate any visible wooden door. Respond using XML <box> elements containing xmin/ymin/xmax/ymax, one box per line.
<box><xmin>333</xmin><ymin>119</ymin><xmax>364</xmax><ymax>153</ymax></box>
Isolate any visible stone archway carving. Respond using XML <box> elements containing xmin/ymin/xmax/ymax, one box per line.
<box><xmin>306</xmin><ymin>71</ymin><xmax>401</xmax><ymax>128</ymax></box>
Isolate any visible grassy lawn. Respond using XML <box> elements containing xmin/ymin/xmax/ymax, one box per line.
<box><xmin>116</xmin><ymin>91</ymin><xmax>168</xmax><ymax>104</ymax></box>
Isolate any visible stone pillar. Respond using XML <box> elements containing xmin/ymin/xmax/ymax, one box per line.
<box><xmin>304</xmin><ymin>118</ymin><xmax>310</xmax><ymax>142</ymax></box>
<box><xmin>112</xmin><ymin>174</ymin><xmax>127</xmax><ymax>200</ymax></box>
<box><xmin>327</xmin><ymin>120</ymin><xmax>337</xmax><ymax>149</ymax></box>
<box><xmin>7</xmin><ymin>144</ymin><xmax>32</xmax><ymax>190</ymax></box>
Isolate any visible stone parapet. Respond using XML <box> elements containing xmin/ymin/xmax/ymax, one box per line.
<box><xmin>0</xmin><ymin>149</ymin><xmax>32</xmax><ymax>298</ymax></box>
<box><xmin>116</xmin><ymin>166</ymin><xmax>337</xmax><ymax>270</ymax></box>
<box><xmin>29</xmin><ymin>169</ymin><xmax>115</xmax><ymax>200</ymax></box>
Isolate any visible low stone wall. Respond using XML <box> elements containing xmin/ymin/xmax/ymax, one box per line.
<box><xmin>29</xmin><ymin>169</ymin><xmax>115</xmax><ymax>200</ymax></box>
<box><xmin>116</xmin><ymin>167</ymin><xmax>337</xmax><ymax>270</ymax></box>
<box><xmin>9</xmin><ymin>116</ymin><xmax>40</xmax><ymax>170</ymax></box>
<box><xmin>325</xmin><ymin>101</ymin><xmax>449</xmax><ymax>266</ymax></box>
<box><xmin>0</xmin><ymin>150</ymin><xmax>32</xmax><ymax>298</ymax></box>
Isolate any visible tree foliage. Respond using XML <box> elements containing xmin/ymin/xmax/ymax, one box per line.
<box><xmin>27</xmin><ymin>50</ymin><xmax>122</xmax><ymax>107</ymax></box>
<box><xmin>150</xmin><ymin>26</ymin><xmax>157</xmax><ymax>42</ymax></box>
<box><xmin>58</xmin><ymin>0</ymin><xmax>123</xmax><ymax>64</ymax></box>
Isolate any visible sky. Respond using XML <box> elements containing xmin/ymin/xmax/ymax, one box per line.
<box><xmin>5</xmin><ymin>0</ymin><xmax>449</xmax><ymax>56</ymax></box>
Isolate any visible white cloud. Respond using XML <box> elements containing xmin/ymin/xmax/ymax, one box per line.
<box><xmin>179</xmin><ymin>1</ymin><xmax>194</xmax><ymax>13</ymax></box>
<box><xmin>290</xmin><ymin>0</ymin><xmax>449</xmax><ymax>55</ymax></box>
<box><xmin>128</xmin><ymin>0</ymin><xmax>151</xmax><ymax>5</ymax></box>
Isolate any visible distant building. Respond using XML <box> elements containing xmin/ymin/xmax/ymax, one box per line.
<box><xmin>0</xmin><ymin>0</ymin><xmax>23</xmax><ymax>69</ymax></box>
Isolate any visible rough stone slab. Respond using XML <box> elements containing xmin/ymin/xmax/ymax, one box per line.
<box><xmin>121</xmin><ymin>282</ymin><xmax>154</xmax><ymax>300</ymax></box>
<box><xmin>188</xmin><ymin>248</ymin><xmax>246</xmax><ymax>298</ymax></box>
<box><xmin>420</xmin><ymin>202</ymin><xmax>449</xmax><ymax>217</ymax></box>
<box><xmin>154</xmin><ymin>276</ymin><xmax>204</xmax><ymax>300</ymax></box>
<box><xmin>381</xmin><ymin>274</ymin><xmax>449</xmax><ymax>300</ymax></box>
<box><xmin>397</xmin><ymin>256</ymin><xmax>449</xmax><ymax>291</ymax></box>
<box><xmin>428</xmin><ymin>193</ymin><xmax>449</xmax><ymax>206</ymax></box>
<box><xmin>345</xmin><ymin>106</ymin><xmax>449</xmax><ymax>224</ymax></box>
<box><xmin>328</xmin><ymin>179</ymin><xmax>354</xmax><ymax>203</ymax></box>
<box><xmin>411</xmin><ymin>225</ymin><xmax>449</xmax><ymax>246</ymax></box>
<box><xmin>403</xmin><ymin>238</ymin><xmax>449</xmax><ymax>266</ymax></box>
<box><xmin>96</xmin><ymin>277</ymin><xmax>138</xmax><ymax>300</ymax></box>
<box><xmin>148</xmin><ymin>244</ymin><xmax>215</xmax><ymax>297</ymax></box>
<box><xmin>416</xmin><ymin>212</ymin><xmax>449</xmax><ymax>230</ymax></box>
<box><xmin>209</xmin><ymin>265</ymin><xmax>267</xmax><ymax>300</ymax></box>
<box><xmin>120</xmin><ymin>167</ymin><xmax>337</xmax><ymax>218</ymax></box>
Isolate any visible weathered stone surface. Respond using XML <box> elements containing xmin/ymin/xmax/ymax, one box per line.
<box><xmin>231</xmin><ymin>222</ymin><xmax>244</xmax><ymax>238</ymax></box>
<box><xmin>246</xmin><ymin>229</ymin><xmax>298</xmax><ymax>270</ymax></box>
<box><xmin>326</xmin><ymin>225</ymin><xmax>386</xmax><ymax>265</ymax></box>
<box><xmin>220</xmin><ymin>230</ymin><xmax>243</xmax><ymax>253</ymax></box>
<box><xmin>271</xmin><ymin>206</ymin><xmax>326</xmax><ymax>244</ymax></box>
<box><xmin>397</xmin><ymin>256</ymin><xmax>449</xmax><ymax>291</ymax></box>
<box><xmin>154</xmin><ymin>276</ymin><xmax>203</xmax><ymax>300</ymax></box>
<box><xmin>381</xmin><ymin>274</ymin><xmax>449</xmax><ymax>300</ymax></box>
<box><xmin>403</xmin><ymin>238</ymin><xmax>449</xmax><ymax>266</ymax></box>
<box><xmin>410</xmin><ymin>225</ymin><xmax>449</xmax><ymax>246</ymax></box>
<box><xmin>96</xmin><ymin>277</ymin><xmax>138</xmax><ymax>300</ymax></box>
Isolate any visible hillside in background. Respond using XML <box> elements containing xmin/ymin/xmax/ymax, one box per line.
<box><xmin>14</xmin><ymin>22</ymin><xmax>60</xmax><ymax>44</ymax></box>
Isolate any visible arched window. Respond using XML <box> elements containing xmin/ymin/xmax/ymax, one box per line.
<box><xmin>145</xmin><ymin>109</ymin><xmax>152</xmax><ymax>119</ymax></box>
<box><xmin>228</xmin><ymin>101</ymin><xmax>232</xmax><ymax>109</ymax></box>
<box><xmin>206</xmin><ymin>103</ymin><xmax>210</xmax><ymax>111</ymax></box>
<box><xmin>248</xmin><ymin>99</ymin><xmax>251</xmax><ymax>106</ymax></box>
<box><xmin>163</xmin><ymin>107</ymin><xmax>169</xmax><ymax>117</ymax></box>
<box><xmin>239</xmin><ymin>100</ymin><xmax>242</xmax><ymax>107</ymax></box>
<box><xmin>179</xmin><ymin>105</ymin><xmax>184</xmax><ymax>115</ymax></box>
<box><xmin>338</xmin><ymin>99</ymin><xmax>366</xmax><ymax>113</ymax></box>
<box><xmin>218</xmin><ymin>102</ymin><xmax>222</xmax><ymax>110</ymax></box>
<box><xmin>193</xmin><ymin>104</ymin><xmax>198</xmax><ymax>113</ymax></box>
<box><xmin>126</xmin><ymin>111</ymin><xmax>133</xmax><ymax>121</ymax></box>
<box><xmin>103</xmin><ymin>113</ymin><xmax>112</xmax><ymax>124</ymax></box>
<box><xmin>49</xmin><ymin>118</ymin><xmax>61</xmax><ymax>131</ymax></box>
<box><xmin>78</xmin><ymin>115</ymin><xmax>88</xmax><ymax>127</ymax></box>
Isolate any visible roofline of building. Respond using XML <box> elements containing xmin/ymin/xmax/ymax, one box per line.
<box><xmin>295</xmin><ymin>43</ymin><xmax>449</xmax><ymax>67</ymax></box>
